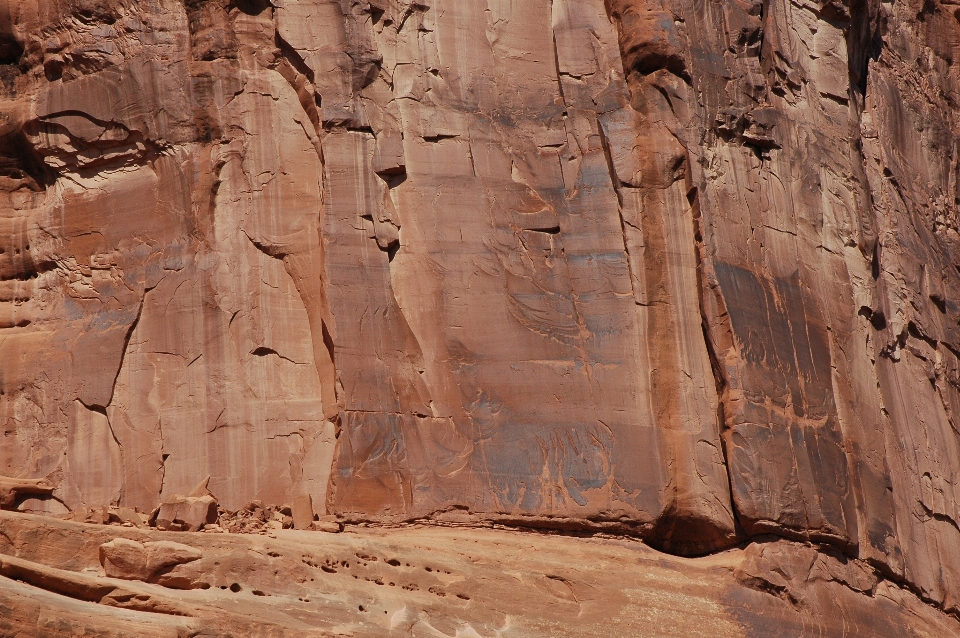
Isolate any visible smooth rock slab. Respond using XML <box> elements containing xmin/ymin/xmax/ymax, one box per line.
<box><xmin>100</xmin><ymin>538</ymin><xmax>202</xmax><ymax>581</ymax></box>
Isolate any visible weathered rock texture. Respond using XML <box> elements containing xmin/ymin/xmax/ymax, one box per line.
<box><xmin>1</xmin><ymin>511</ymin><xmax>958</xmax><ymax>637</ymax></box>
<box><xmin>1</xmin><ymin>0</ymin><xmax>960</xmax><ymax>633</ymax></box>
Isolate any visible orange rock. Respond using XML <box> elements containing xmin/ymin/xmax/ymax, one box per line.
<box><xmin>155</xmin><ymin>496</ymin><xmax>218</xmax><ymax>533</ymax></box>
<box><xmin>2</xmin><ymin>0</ymin><xmax>960</xmax><ymax>629</ymax></box>
<box><xmin>2</xmin><ymin>511</ymin><xmax>959</xmax><ymax>637</ymax></box>
<box><xmin>100</xmin><ymin>538</ymin><xmax>202</xmax><ymax>581</ymax></box>
<box><xmin>290</xmin><ymin>494</ymin><xmax>314</xmax><ymax>530</ymax></box>
<box><xmin>100</xmin><ymin>538</ymin><xmax>149</xmax><ymax>581</ymax></box>
<box><xmin>314</xmin><ymin>515</ymin><xmax>342</xmax><ymax>534</ymax></box>
<box><xmin>0</xmin><ymin>476</ymin><xmax>54</xmax><ymax>510</ymax></box>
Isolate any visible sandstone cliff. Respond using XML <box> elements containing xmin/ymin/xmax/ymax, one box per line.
<box><xmin>0</xmin><ymin>0</ymin><xmax>959</xmax><ymax>634</ymax></box>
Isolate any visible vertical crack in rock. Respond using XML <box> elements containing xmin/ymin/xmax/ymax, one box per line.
<box><xmin>68</xmin><ymin>286</ymin><xmax>151</xmax><ymax>511</ymax></box>
<box><xmin>546</xmin><ymin>19</ymin><xmax>599</xmax><ymax>382</ymax></box>
<box><xmin>595</xmin><ymin>112</ymin><xmax>637</xmax><ymax>305</ymax></box>
<box><xmin>320</xmin><ymin>0</ymin><xmax>478</xmax><ymax>523</ymax></box>
<box><xmin>106</xmin><ymin>295</ymin><xmax>146</xmax><ymax>415</ymax></box>
<box><xmin>241</xmin><ymin>229</ymin><xmax>339</xmax><ymax>420</ymax></box>
<box><xmin>846</xmin><ymin>0</ymin><xmax>882</xmax><ymax>259</ymax></box>
<box><xmin>686</xmin><ymin>179</ymin><xmax>744</xmax><ymax>528</ymax></box>
<box><xmin>598</xmin><ymin>0</ymin><xmax>739</xmax><ymax>553</ymax></box>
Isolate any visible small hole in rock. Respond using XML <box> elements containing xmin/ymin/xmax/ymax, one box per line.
<box><xmin>230</xmin><ymin>583</ymin><xmax>241</xmax><ymax>593</ymax></box>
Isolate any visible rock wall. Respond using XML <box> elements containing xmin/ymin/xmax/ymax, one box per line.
<box><xmin>1</xmin><ymin>0</ymin><xmax>960</xmax><ymax>624</ymax></box>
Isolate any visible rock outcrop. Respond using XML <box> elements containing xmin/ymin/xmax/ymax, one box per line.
<box><xmin>0</xmin><ymin>476</ymin><xmax>53</xmax><ymax>510</ymax></box>
<box><xmin>155</xmin><ymin>495</ymin><xmax>218</xmax><ymax>532</ymax></box>
<box><xmin>1</xmin><ymin>510</ymin><xmax>958</xmax><ymax>637</ymax></box>
<box><xmin>1</xmin><ymin>0</ymin><xmax>959</xmax><ymax>634</ymax></box>
<box><xmin>99</xmin><ymin>537</ymin><xmax>202</xmax><ymax>581</ymax></box>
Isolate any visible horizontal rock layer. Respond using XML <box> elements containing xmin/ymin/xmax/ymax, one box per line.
<box><xmin>1</xmin><ymin>511</ymin><xmax>958</xmax><ymax>637</ymax></box>
<box><xmin>0</xmin><ymin>0</ymin><xmax>959</xmax><ymax>632</ymax></box>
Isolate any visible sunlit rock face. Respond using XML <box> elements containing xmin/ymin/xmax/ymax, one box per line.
<box><xmin>2</xmin><ymin>0</ymin><xmax>960</xmax><ymax>628</ymax></box>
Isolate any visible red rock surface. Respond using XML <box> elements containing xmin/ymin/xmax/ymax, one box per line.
<box><xmin>0</xmin><ymin>0</ymin><xmax>959</xmax><ymax>634</ymax></box>
<box><xmin>2</xmin><ymin>511</ymin><xmax>959</xmax><ymax>637</ymax></box>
